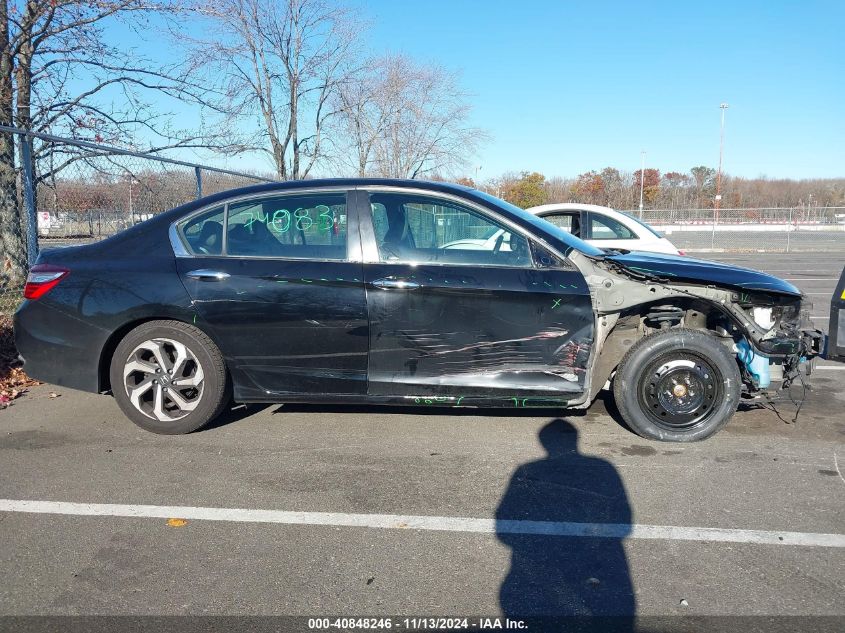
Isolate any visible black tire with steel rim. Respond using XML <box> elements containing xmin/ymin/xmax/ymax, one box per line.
<box><xmin>110</xmin><ymin>320</ymin><xmax>228</xmax><ymax>434</ymax></box>
<box><xmin>613</xmin><ymin>328</ymin><xmax>741</xmax><ymax>442</ymax></box>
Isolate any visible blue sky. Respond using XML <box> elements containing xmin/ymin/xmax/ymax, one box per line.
<box><xmin>109</xmin><ymin>0</ymin><xmax>845</xmax><ymax>179</ymax></box>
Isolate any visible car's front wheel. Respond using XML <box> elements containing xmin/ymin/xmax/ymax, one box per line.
<box><xmin>613</xmin><ymin>328</ymin><xmax>741</xmax><ymax>442</ymax></box>
<box><xmin>110</xmin><ymin>320</ymin><xmax>228</xmax><ymax>434</ymax></box>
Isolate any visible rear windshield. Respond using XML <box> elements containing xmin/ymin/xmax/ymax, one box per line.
<box><xmin>473</xmin><ymin>191</ymin><xmax>605</xmax><ymax>257</ymax></box>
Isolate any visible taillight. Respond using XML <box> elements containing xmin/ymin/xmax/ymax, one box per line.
<box><xmin>23</xmin><ymin>264</ymin><xmax>69</xmax><ymax>300</ymax></box>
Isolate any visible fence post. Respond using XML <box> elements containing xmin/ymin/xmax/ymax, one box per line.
<box><xmin>710</xmin><ymin>206</ymin><xmax>716</xmax><ymax>251</ymax></box>
<box><xmin>20</xmin><ymin>136</ymin><xmax>39</xmax><ymax>267</ymax></box>
<box><xmin>786</xmin><ymin>207</ymin><xmax>792</xmax><ymax>253</ymax></box>
<box><xmin>195</xmin><ymin>166</ymin><xmax>202</xmax><ymax>199</ymax></box>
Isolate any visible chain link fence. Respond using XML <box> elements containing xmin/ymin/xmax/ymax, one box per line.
<box><xmin>1</xmin><ymin>126</ymin><xmax>275</xmax><ymax>315</ymax></box>
<box><xmin>626</xmin><ymin>207</ymin><xmax>845</xmax><ymax>253</ymax></box>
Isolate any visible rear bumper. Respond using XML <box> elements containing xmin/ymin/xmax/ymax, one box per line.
<box><xmin>13</xmin><ymin>300</ymin><xmax>103</xmax><ymax>393</ymax></box>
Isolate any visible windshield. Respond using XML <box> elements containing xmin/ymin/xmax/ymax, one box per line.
<box><xmin>472</xmin><ymin>190</ymin><xmax>605</xmax><ymax>257</ymax></box>
<box><xmin>621</xmin><ymin>212</ymin><xmax>664</xmax><ymax>238</ymax></box>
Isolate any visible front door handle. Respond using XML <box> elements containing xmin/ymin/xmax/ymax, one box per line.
<box><xmin>186</xmin><ymin>269</ymin><xmax>230</xmax><ymax>282</ymax></box>
<box><xmin>372</xmin><ymin>278</ymin><xmax>421</xmax><ymax>290</ymax></box>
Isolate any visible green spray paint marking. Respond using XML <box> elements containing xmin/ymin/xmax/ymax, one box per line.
<box><xmin>414</xmin><ymin>396</ymin><xmax>450</xmax><ymax>405</ymax></box>
<box><xmin>629</xmin><ymin>266</ymin><xmax>677</xmax><ymax>277</ymax></box>
<box><xmin>551</xmin><ymin>298</ymin><xmax>562</xmax><ymax>309</ymax></box>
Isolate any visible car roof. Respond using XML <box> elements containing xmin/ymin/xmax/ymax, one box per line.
<box><xmin>153</xmin><ymin>178</ymin><xmax>477</xmax><ymax>222</ymax></box>
<box><xmin>525</xmin><ymin>202</ymin><xmax>618</xmax><ymax>215</ymax></box>
<box><xmin>526</xmin><ymin>203</ymin><xmax>652</xmax><ymax>227</ymax></box>
<box><xmin>208</xmin><ymin>178</ymin><xmax>475</xmax><ymax>201</ymax></box>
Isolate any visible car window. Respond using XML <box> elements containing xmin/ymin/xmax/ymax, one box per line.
<box><xmin>179</xmin><ymin>206</ymin><xmax>225</xmax><ymax>255</ymax></box>
<box><xmin>588</xmin><ymin>213</ymin><xmax>635</xmax><ymax>240</ymax></box>
<box><xmin>368</xmin><ymin>193</ymin><xmax>533</xmax><ymax>267</ymax></box>
<box><xmin>541</xmin><ymin>212</ymin><xmax>580</xmax><ymax>236</ymax></box>
<box><xmin>472</xmin><ymin>190</ymin><xmax>605</xmax><ymax>258</ymax></box>
<box><xmin>621</xmin><ymin>212</ymin><xmax>664</xmax><ymax>238</ymax></box>
<box><xmin>226</xmin><ymin>193</ymin><xmax>347</xmax><ymax>259</ymax></box>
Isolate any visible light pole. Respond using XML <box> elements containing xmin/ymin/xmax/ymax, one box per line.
<box><xmin>638</xmin><ymin>151</ymin><xmax>646</xmax><ymax>217</ymax></box>
<box><xmin>715</xmin><ymin>103</ymin><xmax>729</xmax><ymax>217</ymax></box>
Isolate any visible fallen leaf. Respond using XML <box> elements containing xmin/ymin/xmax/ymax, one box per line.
<box><xmin>167</xmin><ymin>518</ymin><xmax>188</xmax><ymax>527</ymax></box>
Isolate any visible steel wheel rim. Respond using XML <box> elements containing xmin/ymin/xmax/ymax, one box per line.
<box><xmin>638</xmin><ymin>352</ymin><xmax>722</xmax><ymax>431</ymax></box>
<box><xmin>123</xmin><ymin>338</ymin><xmax>205</xmax><ymax>422</ymax></box>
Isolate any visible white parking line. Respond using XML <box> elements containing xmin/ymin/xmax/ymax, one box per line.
<box><xmin>1</xmin><ymin>499</ymin><xmax>843</xmax><ymax>548</ymax></box>
<box><xmin>816</xmin><ymin>366</ymin><xmax>845</xmax><ymax>371</ymax></box>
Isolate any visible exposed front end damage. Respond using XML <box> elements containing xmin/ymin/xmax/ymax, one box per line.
<box><xmin>565</xmin><ymin>251</ymin><xmax>824</xmax><ymax>409</ymax></box>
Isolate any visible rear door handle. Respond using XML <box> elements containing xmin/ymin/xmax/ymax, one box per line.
<box><xmin>186</xmin><ymin>269</ymin><xmax>230</xmax><ymax>281</ymax></box>
<box><xmin>372</xmin><ymin>278</ymin><xmax>421</xmax><ymax>290</ymax></box>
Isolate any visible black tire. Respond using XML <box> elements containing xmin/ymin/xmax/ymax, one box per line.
<box><xmin>109</xmin><ymin>320</ymin><xmax>228</xmax><ymax>434</ymax></box>
<box><xmin>612</xmin><ymin>328</ymin><xmax>741</xmax><ymax>442</ymax></box>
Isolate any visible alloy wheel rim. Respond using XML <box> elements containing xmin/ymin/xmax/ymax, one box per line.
<box><xmin>639</xmin><ymin>353</ymin><xmax>722</xmax><ymax>430</ymax></box>
<box><xmin>123</xmin><ymin>338</ymin><xmax>204</xmax><ymax>421</ymax></box>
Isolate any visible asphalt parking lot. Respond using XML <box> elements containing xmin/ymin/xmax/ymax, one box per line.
<box><xmin>1</xmin><ymin>252</ymin><xmax>843</xmax><ymax>627</ymax></box>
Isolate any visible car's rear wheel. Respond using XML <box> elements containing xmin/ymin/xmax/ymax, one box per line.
<box><xmin>612</xmin><ymin>328</ymin><xmax>741</xmax><ymax>442</ymax></box>
<box><xmin>110</xmin><ymin>320</ymin><xmax>228</xmax><ymax>434</ymax></box>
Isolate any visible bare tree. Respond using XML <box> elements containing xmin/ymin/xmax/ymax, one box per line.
<box><xmin>180</xmin><ymin>0</ymin><xmax>364</xmax><ymax>180</ymax></box>
<box><xmin>1</xmin><ymin>0</ymin><xmax>25</xmax><ymax>282</ymax></box>
<box><xmin>1</xmin><ymin>0</ymin><xmax>220</xmax><ymax>283</ymax></box>
<box><xmin>336</xmin><ymin>54</ymin><xmax>485</xmax><ymax>179</ymax></box>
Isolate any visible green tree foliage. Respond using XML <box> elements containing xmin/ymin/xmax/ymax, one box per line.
<box><xmin>503</xmin><ymin>171</ymin><xmax>547</xmax><ymax>208</ymax></box>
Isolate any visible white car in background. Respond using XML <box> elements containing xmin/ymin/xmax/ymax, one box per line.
<box><xmin>526</xmin><ymin>203</ymin><xmax>682</xmax><ymax>255</ymax></box>
<box><xmin>443</xmin><ymin>203</ymin><xmax>681</xmax><ymax>255</ymax></box>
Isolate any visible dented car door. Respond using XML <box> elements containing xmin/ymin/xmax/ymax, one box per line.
<box><xmin>355</xmin><ymin>188</ymin><xmax>595</xmax><ymax>404</ymax></box>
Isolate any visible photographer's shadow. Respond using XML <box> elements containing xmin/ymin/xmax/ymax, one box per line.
<box><xmin>496</xmin><ymin>419</ymin><xmax>635</xmax><ymax>620</ymax></box>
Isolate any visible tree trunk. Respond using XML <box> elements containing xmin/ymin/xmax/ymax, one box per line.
<box><xmin>14</xmin><ymin>1</ymin><xmax>36</xmax><ymax>266</ymax></box>
<box><xmin>0</xmin><ymin>0</ymin><xmax>27</xmax><ymax>284</ymax></box>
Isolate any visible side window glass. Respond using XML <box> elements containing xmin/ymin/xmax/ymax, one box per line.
<box><xmin>531</xmin><ymin>242</ymin><xmax>571</xmax><ymax>269</ymax></box>
<box><xmin>589</xmin><ymin>213</ymin><xmax>635</xmax><ymax>240</ymax></box>
<box><xmin>226</xmin><ymin>193</ymin><xmax>347</xmax><ymax>259</ymax></box>
<box><xmin>545</xmin><ymin>213</ymin><xmax>573</xmax><ymax>232</ymax></box>
<box><xmin>368</xmin><ymin>193</ymin><xmax>533</xmax><ymax>268</ymax></box>
<box><xmin>371</xmin><ymin>203</ymin><xmax>390</xmax><ymax>245</ymax></box>
<box><xmin>543</xmin><ymin>212</ymin><xmax>581</xmax><ymax>237</ymax></box>
<box><xmin>179</xmin><ymin>206</ymin><xmax>225</xmax><ymax>255</ymax></box>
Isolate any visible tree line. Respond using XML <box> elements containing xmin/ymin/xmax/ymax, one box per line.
<box><xmin>462</xmin><ymin>169</ymin><xmax>845</xmax><ymax>211</ymax></box>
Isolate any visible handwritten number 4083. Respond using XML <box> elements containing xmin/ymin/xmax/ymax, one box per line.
<box><xmin>242</xmin><ymin>206</ymin><xmax>334</xmax><ymax>233</ymax></box>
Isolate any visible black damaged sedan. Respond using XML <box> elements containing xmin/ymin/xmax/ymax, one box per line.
<box><xmin>14</xmin><ymin>179</ymin><xmax>824</xmax><ymax>441</ymax></box>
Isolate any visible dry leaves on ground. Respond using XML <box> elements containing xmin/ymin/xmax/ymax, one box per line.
<box><xmin>1</xmin><ymin>316</ymin><xmax>39</xmax><ymax>408</ymax></box>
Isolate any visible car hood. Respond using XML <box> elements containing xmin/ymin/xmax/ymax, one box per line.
<box><xmin>606</xmin><ymin>252</ymin><xmax>802</xmax><ymax>297</ymax></box>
